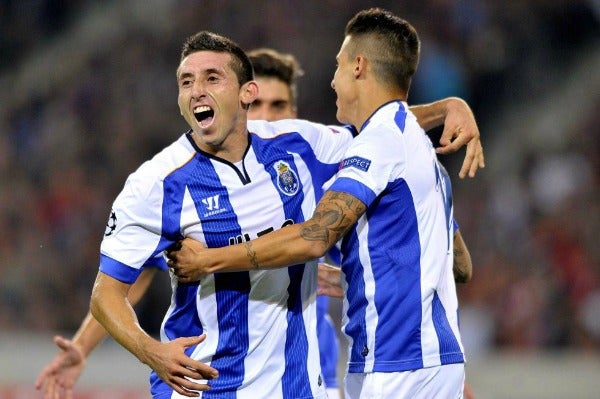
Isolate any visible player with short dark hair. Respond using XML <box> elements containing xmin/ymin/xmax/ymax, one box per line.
<box><xmin>167</xmin><ymin>9</ymin><xmax>473</xmax><ymax>398</ymax></box>
<box><xmin>247</xmin><ymin>48</ymin><xmax>303</xmax><ymax>121</ymax></box>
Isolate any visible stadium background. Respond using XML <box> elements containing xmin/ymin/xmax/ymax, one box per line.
<box><xmin>0</xmin><ymin>1</ymin><xmax>598</xmax><ymax>398</ymax></box>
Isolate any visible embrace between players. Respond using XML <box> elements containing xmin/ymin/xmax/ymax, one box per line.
<box><xmin>37</xmin><ymin>7</ymin><xmax>483</xmax><ymax>399</ymax></box>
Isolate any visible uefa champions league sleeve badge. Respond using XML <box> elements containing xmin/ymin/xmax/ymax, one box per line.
<box><xmin>105</xmin><ymin>209</ymin><xmax>117</xmax><ymax>236</ymax></box>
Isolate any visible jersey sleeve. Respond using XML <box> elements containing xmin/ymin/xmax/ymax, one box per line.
<box><xmin>99</xmin><ymin>171</ymin><xmax>167</xmax><ymax>284</ymax></box>
<box><xmin>329</xmin><ymin>124</ymin><xmax>405</xmax><ymax>208</ymax></box>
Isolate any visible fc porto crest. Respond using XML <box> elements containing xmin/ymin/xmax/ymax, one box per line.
<box><xmin>274</xmin><ymin>160</ymin><xmax>299</xmax><ymax>196</ymax></box>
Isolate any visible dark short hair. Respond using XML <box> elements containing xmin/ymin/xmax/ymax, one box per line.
<box><xmin>247</xmin><ymin>48</ymin><xmax>304</xmax><ymax>105</ymax></box>
<box><xmin>180</xmin><ymin>31</ymin><xmax>254</xmax><ymax>86</ymax></box>
<box><xmin>345</xmin><ymin>8</ymin><xmax>420</xmax><ymax>93</ymax></box>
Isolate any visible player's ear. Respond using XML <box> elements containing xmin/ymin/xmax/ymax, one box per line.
<box><xmin>355</xmin><ymin>55</ymin><xmax>366</xmax><ymax>78</ymax></box>
<box><xmin>240</xmin><ymin>80</ymin><xmax>259</xmax><ymax>109</ymax></box>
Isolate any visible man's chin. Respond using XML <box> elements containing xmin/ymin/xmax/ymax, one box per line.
<box><xmin>335</xmin><ymin>112</ymin><xmax>349</xmax><ymax>126</ymax></box>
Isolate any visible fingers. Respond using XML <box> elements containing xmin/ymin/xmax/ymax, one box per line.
<box><xmin>435</xmin><ymin>133</ymin><xmax>467</xmax><ymax>155</ymax></box>
<box><xmin>165</xmin><ymin>242</ymin><xmax>186</xmax><ymax>278</ymax></box>
<box><xmin>179</xmin><ymin>335</ymin><xmax>219</xmax><ymax>379</ymax></box>
<box><xmin>169</xmin><ymin>263</ymin><xmax>191</xmax><ymax>282</ymax></box>
<box><xmin>165</xmin><ymin>240</ymin><xmax>183</xmax><ymax>261</ymax></box>
<box><xmin>168</xmin><ymin>240</ymin><xmax>183</xmax><ymax>252</ymax></box>
<box><xmin>458</xmin><ymin>151</ymin><xmax>474</xmax><ymax>179</ymax></box>
<box><xmin>35</xmin><ymin>367</ymin><xmax>50</xmax><ymax>389</ymax></box>
<box><xmin>37</xmin><ymin>373</ymin><xmax>59</xmax><ymax>399</ymax></box>
<box><xmin>169</xmin><ymin>375</ymin><xmax>209</xmax><ymax>397</ymax></box>
<box><xmin>437</xmin><ymin>136</ymin><xmax>485</xmax><ymax>179</ymax></box>
<box><xmin>164</xmin><ymin>338</ymin><xmax>217</xmax><ymax>397</ymax></box>
<box><xmin>458</xmin><ymin>141</ymin><xmax>485</xmax><ymax>179</ymax></box>
<box><xmin>42</xmin><ymin>376</ymin><xmax>55</xmax><ymax>399</ymax></box>
<box><xmin>180</xmin><ymin>334</ymin><xmax>205</xmax><ymax>347</ymax></box>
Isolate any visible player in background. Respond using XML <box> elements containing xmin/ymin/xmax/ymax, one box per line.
<box><xmin>247</xmin><ymin>47</ymin><xmax>341</xmax><ymax>399</ymax></box>
<box><xmin>36</xmin><ymin>31</ymin><xmax>483</xmax><ymax>399</ymax></box>
<box><xmin>166</xmin><ymin>9</ymin><xmax>474</xmax><ymax>398</ymax></box>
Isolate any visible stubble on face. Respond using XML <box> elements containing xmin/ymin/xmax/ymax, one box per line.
<box><xmin>177</xmin><ymin>51</ymin><xmax>248</xmax><ymax>157</ymax></box>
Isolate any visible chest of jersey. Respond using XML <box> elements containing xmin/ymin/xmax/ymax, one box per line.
<box><xmin>177</xmin><ymin>147</ymin><xmax>317</xmax><ymax>248</ymax></box>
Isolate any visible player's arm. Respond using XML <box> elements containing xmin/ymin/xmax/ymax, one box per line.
<box><xmin>35</xmin><ymin>267</ymin><xmax>158</xmax><ymax>398</ymax></box>
<box><xmin>453</xmin><ymin>229</ymin><xmax>472</xmax><ymax>283</ymax></box>
<box><xmin>167</xmin><ymin>190</ymin><xmax>365</xmax><ymax>281</ymax></box>
<box><xmin>72</xmin><ymin>267</ymin><xmax>159</xmax><ymax>355</ymax></box>
<box><xmin>90</xmin><ymin>271</ymin><xmax>218</xmax><ymax>397</ymax></box>
<box><xmin>409</xmin><ymin>97</ymin><xmax>484</xmax><ymax>178</ymax></box>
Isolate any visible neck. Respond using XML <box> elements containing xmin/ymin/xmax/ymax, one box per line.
<box><xmin>191</xmin><ymin>125</ymin><xmax>249</xmax><ymax>163</ymax></box>
<box><xmin>354</xmin><ymin>86</ymin><xmax>406</xmax><ymax>132</ymax></box>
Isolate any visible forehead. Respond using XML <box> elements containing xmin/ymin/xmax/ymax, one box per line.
<box><xmin>177</xmin><ymin>51</ymin><xmax>233</xmax><ymax>77</ymax></box>
<box><xmin>336</xmin><ymin>36</ymin><xmax>352</xmax><ymax>60</ymax></box>
<box><xmin>254</xmin><ymin>77</ymin><xmax>291</xmax><ymax>100</ymax></box>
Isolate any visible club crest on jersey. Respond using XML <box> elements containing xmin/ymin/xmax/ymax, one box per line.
<box><xmin>274</xmin><ymin>160</ymin><xmax>299</xmax><ymax>196</ymax></box>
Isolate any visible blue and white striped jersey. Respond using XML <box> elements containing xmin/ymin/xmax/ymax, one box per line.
<box><xmin>328</xmin><ymin>101</ymin><xmax>465</xmax><ymax>374</ymax></box>
<box><xmin>99</xmin><ymin>119</ymin><xmax>353</xmax><ymax>399</ymax></box>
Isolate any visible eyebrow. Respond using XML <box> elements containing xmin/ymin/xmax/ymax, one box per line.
<box><xmin>178</xmin><ymin>71</ymin><xmax>194</xmax><ymax>80</ymax></box>
<box><xmin>178</xmin><ymin>67</ymin><xmax>224</xmax><ymax>81</ymax></box>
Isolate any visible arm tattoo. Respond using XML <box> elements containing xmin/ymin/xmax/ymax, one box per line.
<box><xmin>245</xmin><ymin>241</ymin><xmax>260</xmax><ymax>270</ymax></box>
<box><xmin>300</xmin><ymin>191</ymin><xmax>366</xmax><ymax>246</ymax></box>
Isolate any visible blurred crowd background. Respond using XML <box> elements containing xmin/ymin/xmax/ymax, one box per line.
<box><xmin>0</xmin><ymin>0</ymin><xmax>598</xmax><ymax>360</ymax></box>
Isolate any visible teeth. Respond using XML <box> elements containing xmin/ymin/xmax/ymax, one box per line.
<box><xmin>194</xmin><ymin>106</ymin><xmax>211</xmax><ymax>114</ymax></box>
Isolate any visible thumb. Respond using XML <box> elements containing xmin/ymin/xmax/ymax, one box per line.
<box><xmin>438</xmin><ymin>131</ymin><xmax>451</xmax><ymax>146</ymax></box>
<box><xmin>54</xmin><ymin>335</ymin><xmax>73</xmax><ymax>350</ymax></box>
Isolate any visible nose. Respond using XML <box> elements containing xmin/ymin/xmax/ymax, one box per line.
<box><xmin>262</xmin><ymin>110</ymin><xmax>277</xmax><ymax>122</ymax></box>
<box><xmin>330</xmin><ymin>79</ymin><xmax>335</xmax><ymax>90</ymax></box>
<box><xmin>192</xmin><ymin>80</ymin><xmax>206</xmax><ymax>98</ymax></box>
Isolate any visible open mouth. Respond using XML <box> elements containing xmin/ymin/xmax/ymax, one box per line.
<box><xmin>194</xmin><ymin>105</ymin><xmax>215</xmax><ymax>128</ymax></box>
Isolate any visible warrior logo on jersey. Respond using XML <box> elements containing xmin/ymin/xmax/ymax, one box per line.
<box><xmin>274</xmin><ymin>160</ymin><xmax>299</xmax><ymax>196</ymax></box>
<box><xmin>105</xmin><ymin>209</ymin><xmax>117</xmax><ymax>236</ymax></box>
<box><xmin>201</xmin><ymin>194</ymin><xmax>227</xmax><ymax>217</ymax></box>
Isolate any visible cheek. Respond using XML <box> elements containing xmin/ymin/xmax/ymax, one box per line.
<box><xmin>278</xmin><ymin>107</ymin><xmax>295</xmax><ymax>119</ymax></box>
<box><xmin>177</xmin><ymin>93</ymin><xmax>187</xmax><ymax>112</ymax></box>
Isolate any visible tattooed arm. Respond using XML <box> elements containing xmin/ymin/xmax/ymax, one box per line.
<box><xmin>166</xmin><ymin>191</ymin><xmax>365</xmax><ymax>281</ymax></box>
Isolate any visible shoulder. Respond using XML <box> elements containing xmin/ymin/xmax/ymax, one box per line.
<box><xmin>123</xmin><ymin>133</ymin><xmax>195</xmax><ymax>199</ymax></box>
<box><xmin>365</xmin><ymin>102</ymin><xmax>423</xmax><ymax>138</ymax></box>
<box><xmin>134</xmin><ymin>133</ymin><xmax>194</xmax><ymax>177</ymax></box>
<box><xmin>248</xmin><ymin>119</ymin><xmax>353</xmax><ymax>140</ymax></box>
